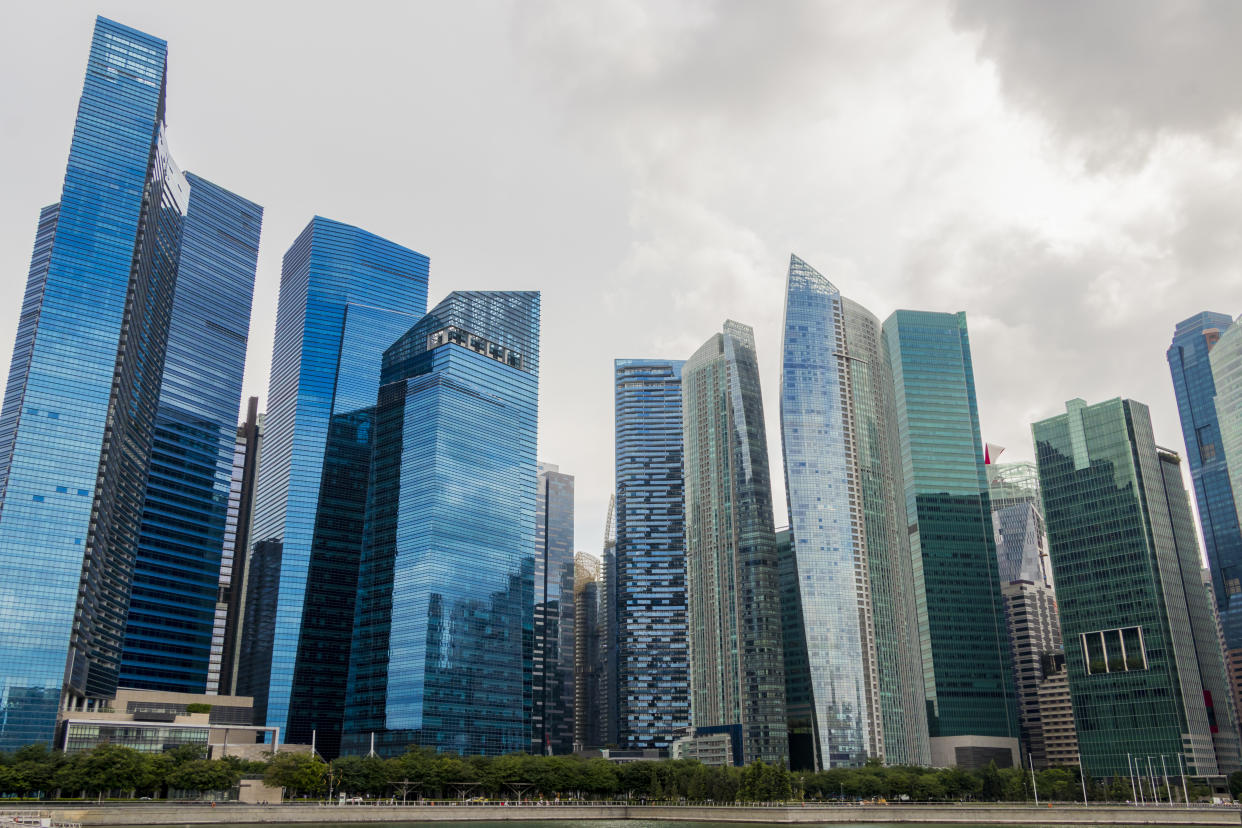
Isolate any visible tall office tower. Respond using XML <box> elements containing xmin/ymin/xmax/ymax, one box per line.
<box><xmin>777</xmin><ymin>258</ymin><xmax>927</xmax><ymax>769</ymax></box>
<box><xmin>1169</xmin><ymin>314</ymin><xmax>1242</xmax><ymax>666</ymax></box>
<box><xmin>598</xmin><ymin>497</ymin><xmax>620</xmax><ymax>747</ymax></box>
<box><xmin>682</xmin><ymin>322</ymin><xmax>787</xmax><ymax>766</ymax></box>
<box><xmin>987</xmin><ymin>459</ymin><xmax>1067</xmax><ymax>768</ymax></box>
<box><xmin>1211</xmin><ymin>325</ymin><xmax>1242</xmax><ymax>564</ymax></box>
<box><xmin>343</xmin><ymin>291</ymin><xmax>539</xmax><ymax>756</ymax></box>
<box><xmin>882</xmin><ymin>310</ymin><xmax>1018</xmax><ymax>769</ymax></box>
<box><xmin>776</xmin><ymin>528</ymin><xmax>815</xmax><ymax>769</ymax></box>
<box><xmin>613</xmin><ymin>359</ymin><xmax>691</xmax><ymax>753</ymax></box>
<box><xmin>533</xmin><ymin>463</ymin><xmax>575</xmax><ymax>755</ymax></box>
<box><xmin>0</xmin><ymin>18</ymin><xmax>261</xmax><ymax>749</ymax></box>
<box><xmin>247</xmin><ymin>218</ymin><xmax>428</xmax><ymax>758</ymax></box>
<box><xmin>999</xmin><ymin>581</ymin><xmax>1062</xmax><ymax>769</ymax></box>
<box><xmin>1033</xmin><ymin>398</ymin><xmax>1242</xmax><ymax>781</ymax></box>
<box><xmin>121</xmin><ymin>176</ymin><xmax>262</xmax><ymax>693</ymax></box>
<box><xmin>988</xmin><ymin>461</ymin><xmax>1051</xmax><ymax>587</ymax></box>
<box><xmin>207</xmin><ymin>399</ymin><xmax>263</xmax><ymax>695</ymax></box>
<box><xmin>574</xmin><ymin>552</ymin><xmax>602</xmax><ymax>751</ymax></box>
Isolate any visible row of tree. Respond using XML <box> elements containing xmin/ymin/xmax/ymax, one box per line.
<box><xmin>0</xmin><ymin>742</ymin><xmax>1228</xmax><ymax>802</ymax></box>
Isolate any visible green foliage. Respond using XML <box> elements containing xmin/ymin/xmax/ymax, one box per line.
<box><xmin>0</xmin><ymin>740</ymin><xmax>1195</xmax><ymax>804</ymax></box>
<box><xmin>263</xmin><ymin>752</ymin><xmax>326</xmax><ymax>797</ymax></box>
<box><xmin>183</xmin><ymin>703</ymin><xmax>213</xmax><ymax>714</ymax></box>
<box><xmin>166</xmin><ymin>759</ymin><xmax>241</xmax><ymax>793</ymax></box>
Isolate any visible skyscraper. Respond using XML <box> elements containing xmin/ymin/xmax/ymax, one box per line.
<box><xmin>777</xmin><ymin>257</ymin><xmax>927</xmax><ymax>768</ymax></box>
<box><xmin>574</xmin><ymin>552</ymin><xmax>602</xmax><ymax>752</ymax></box>
<box><xmin>1033</xmin><ymin>398</ymin><xmax>1241</xmax><ymax>780</ymax></box>
<box><xmin>246</xmin><ymin>217</ymin><xmax>429</xmax><ymax>758</ymax></box>
<box><xmin>882</xmin><ymin>310</ymin><xmax>1018</xmax><ymax>769</ymax></box>
<box><xmin>1168</xmin><ymin>315</ymin><xmax>1242</xmax><ymax>655</ymax></box>
<box><xmin>208</xmin><ymin>398</ymin><xmax>263</xmax><ymax>696</ymax></box>
<box><xmin>0</xmin><ymin>18</ymin><xmax>260</xmax><ymax>749</ymax></box>
<box><xmin>682</xmin><ymin>322</ymin><xmax>787</xmax><ymax>766</ymax></box>
<box><xmin>533</xmin><ymin>462</ymin><xmax>576</xmax><ymax>755</ymax></box>
<box><xmin>343</xmin><ymin>291</ymin><xmax>539</xmax><ymax>756</ymax></box>
<box><xmin>598</xmin><ymin>497</ymin><xmax>620</xmax><ymax>748</ymax></box>
<box><xmin>613</xmin><ymin>359</ymin><xmax>690</xmax><ymax>753</ymax></box>
<box><xmin>121</xmin><ymin>175</ymin><xmax>262</xmax><ymax>693</ymax></box>
<box><xmin>987</xmin><ymin>459</ymin><xmax>1068</xmax><ymax>769</ymax></box>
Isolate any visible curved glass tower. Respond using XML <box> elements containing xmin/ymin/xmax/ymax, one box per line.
<box><xmin>777</xmin><ymin>256</ymin><xmax>927</xmax><ymax>768</ymax></box>
<box><xmin>682</xmin><ymin>321</ymin><xmax>786</xmax><ymax>766</ymax></box>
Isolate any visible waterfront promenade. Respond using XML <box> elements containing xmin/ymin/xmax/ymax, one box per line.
<box><xmin>45</xmin><ymin>802</ymin><xmax>1242</xmax><ymax>825</ymax></box>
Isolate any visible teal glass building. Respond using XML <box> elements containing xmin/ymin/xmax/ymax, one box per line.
<box><xmin>247</xmin><ymin>217</ymin><xmax>428</xmax><ymax>758</ymax></box>
<box><xmin>613</xmin><ymin>358</ymin><xmax>690</xmax><ymax>753</ymax></box>
<box><xmin>1033</xmin><ymin>398</ymin><xmax>1241</xmax><ymax>780</ymax></box>
<box><xmin>682</xmin><ymin>322</ymin><xmax>787</xmax><ymax>766</ymax></box>
<box><xmin>343</xmin><ymin>291</ymin><xmax>539</xmax><ymax>756</ymax></box>
<box><xmin>0</xmin><ymin>18</ymin><xmax>260</xmax><ymax>748</ymax></box>
<box><xmin>778</xmin><ymin>257</ymin><xmax>928</xmax><ymax>768</ymax></box>
<box><xmin>882</xmin><ymin>310</ymin><xmax>1018</xmax><ymax>769</ymax></box>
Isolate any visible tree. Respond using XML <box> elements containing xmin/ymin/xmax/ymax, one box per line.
<box><xmin>166</xmin><ymin>760</ymin><xmax>240</xmax><ymax>794</ymax></box>
<box><xmin>1229</xmin><ymin>770</ymin><xmax>1242</xmax><ymax>801</ymax></box>
<box><xmin>264</xmin><ymin>752</ymin><xmax>326</xmax><ymax>797</ymax></box>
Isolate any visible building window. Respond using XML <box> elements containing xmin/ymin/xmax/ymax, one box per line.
<box><xmin>1082</xmin><ymin>626</ymin><xmax>1146</xmax><ymax>674</ymax></box>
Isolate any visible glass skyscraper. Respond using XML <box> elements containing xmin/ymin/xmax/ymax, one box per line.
<box><xmin>1034</xmin><ymin>398</ymin><xmax>1241</xmax><ymax>780</ymax></box>
<box><xmin>682</xmin><ymin>322</ymin><xmax>787</xmax><ymax>766</ymax></box>
<box><xmin>208</xmin><ymin>398</ymin><xmax>263</xmax><ymax>695</ymax></box>
<box><xmin>121</xmin><ymin>175</ymin><xmax>262</xmax><ymax>694</ymax></box>
<box><xmin>0</xmin><ymin>18</ymin><xmax>260</xmax><ymax>749</ymax></box>
<box><xmin>613</xmin><ymin>359</ymin><xmax>690</xmax><ymax>753</ymax></box>
<box><xmin>882</xmin><ymin>310</ymin><xmax>1018</xmax><ymax>769</ymax></box>
<box><xmin>533</xmin><ymin>462</ymin><xmax>575</xmax><ymax>755</ymax></box>
<box><xmin>574</xmin><ymin>552</ymin><xmax>602</xmax><ymax>751</ymax></box>
<box><xmin>778</xmin><ymin>257</ymin><xmax>928</xmax><ymax>769</ymax></box>
<box><xmin>247</xmin><ymin>217</ymin><xmax>429</xmax><ymax>758</ymax></box>
<box><xmin>343</xmin><ymin>291</ymin><xmax>539</xmax><ymax>757</ymax></box>
<box><xmin>986</xmin><ymin>459</ymin><xmax>1067</xmax><ymax>769</ymax></box>
<box><xmin>1168</xmin><ymin>314</ymin><xmax>1242</xmax><ymax>645</ymax></box>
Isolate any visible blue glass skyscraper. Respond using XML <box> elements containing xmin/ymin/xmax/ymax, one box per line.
<box><xmin>246</xmin><ymin>218</ymin><xmax>428</xmax><ymax>758</ymax></box>
<box><xmin>882</xmin><ymin>310</ymin><xmax>1018</xmax><ymax>769</ymax></box>
<box><xmin>1168</xmin><ymin>314</ymin><xmax>1242</xmax><ymax>650</ymax></box>
<box><xmin>778</xmin><ymin>257</ymin><xmax>927</xmax><ymax>768</ymax></box>
<box><xmin>121</xmin><ymin>176</ymin><xmax>262</xmax><ymax>693</ymax></box>
<box><xmin>343</xmin><ymin>291</ymin><xmax>539</xmax><ymax>756</ymax></box>
<box><xmin>613</xmin><ymin>359</ymin><xmax>690</xmax><ymax>753</ymax></box>
<box><xmin>0</xmin><ymin>18</ymin><xmax>260</xmax><ymax>749</ymax></box>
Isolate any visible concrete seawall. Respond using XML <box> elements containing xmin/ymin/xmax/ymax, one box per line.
<box><xmin>49</xmin><ymin>803</ymin><xmax>1242</xmax><ymax>825</ymax></box>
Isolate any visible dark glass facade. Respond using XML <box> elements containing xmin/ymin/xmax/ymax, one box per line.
<box><xmin>613</xmin><ymin>359</ymin><xmax>690</xmax><ymax>753</ymax></box>
<box><xmin>1168</xmin><ymin>314</ymin><xmax>1242</xmax><ymax>646</ymax></box>
<box><xmin>247</xmin><ymin>217</ymin><xmax>428</xmax><ymax>758</ymax></box>
<box><xmin>533</xmin><ymin>463</ymin><xmax>575</xmax><ymax>755</ymax></box>
<box><xmin>343</xmin><ymin>291</ymin><xmax>539</xmax><ymax>757</ymax></box>
<box><xmin>881</xmin><ymin>311</ymin><xmax>1017</xmax><ymax>759</ymax></box>
<box><xmin>573</xmin><ymin>552</ymin><xmax>602</xmax><ymax>751</ymax></box>
<box><xmin>0</xmin><ymin>18</ymin><xmax>259</xmax><ymax>748</ymax></box>
<box><xmin>121</xmin><ymin>174</ymin><xmax>262</xmax><ymax>693</ymax></box>
<box><xmin>682</xmin><ymin>322</ymin><xmax>787</xmax><ymax>766</ymax></box>
<box><xmin>1034</xmin><ymin>398</ymin><xmax>1241</xmax><ymax>779</ymax></box>
<box><xmin>209</xmin><ymin>398</ymin><xmax>262</xmax><ymax>695</ymax></box>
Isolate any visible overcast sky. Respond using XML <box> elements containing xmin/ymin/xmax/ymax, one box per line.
<box><xmin>2</xmin><ymin>1</ymin><xmax>1240</xmax><ymax>551</ymax></box>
